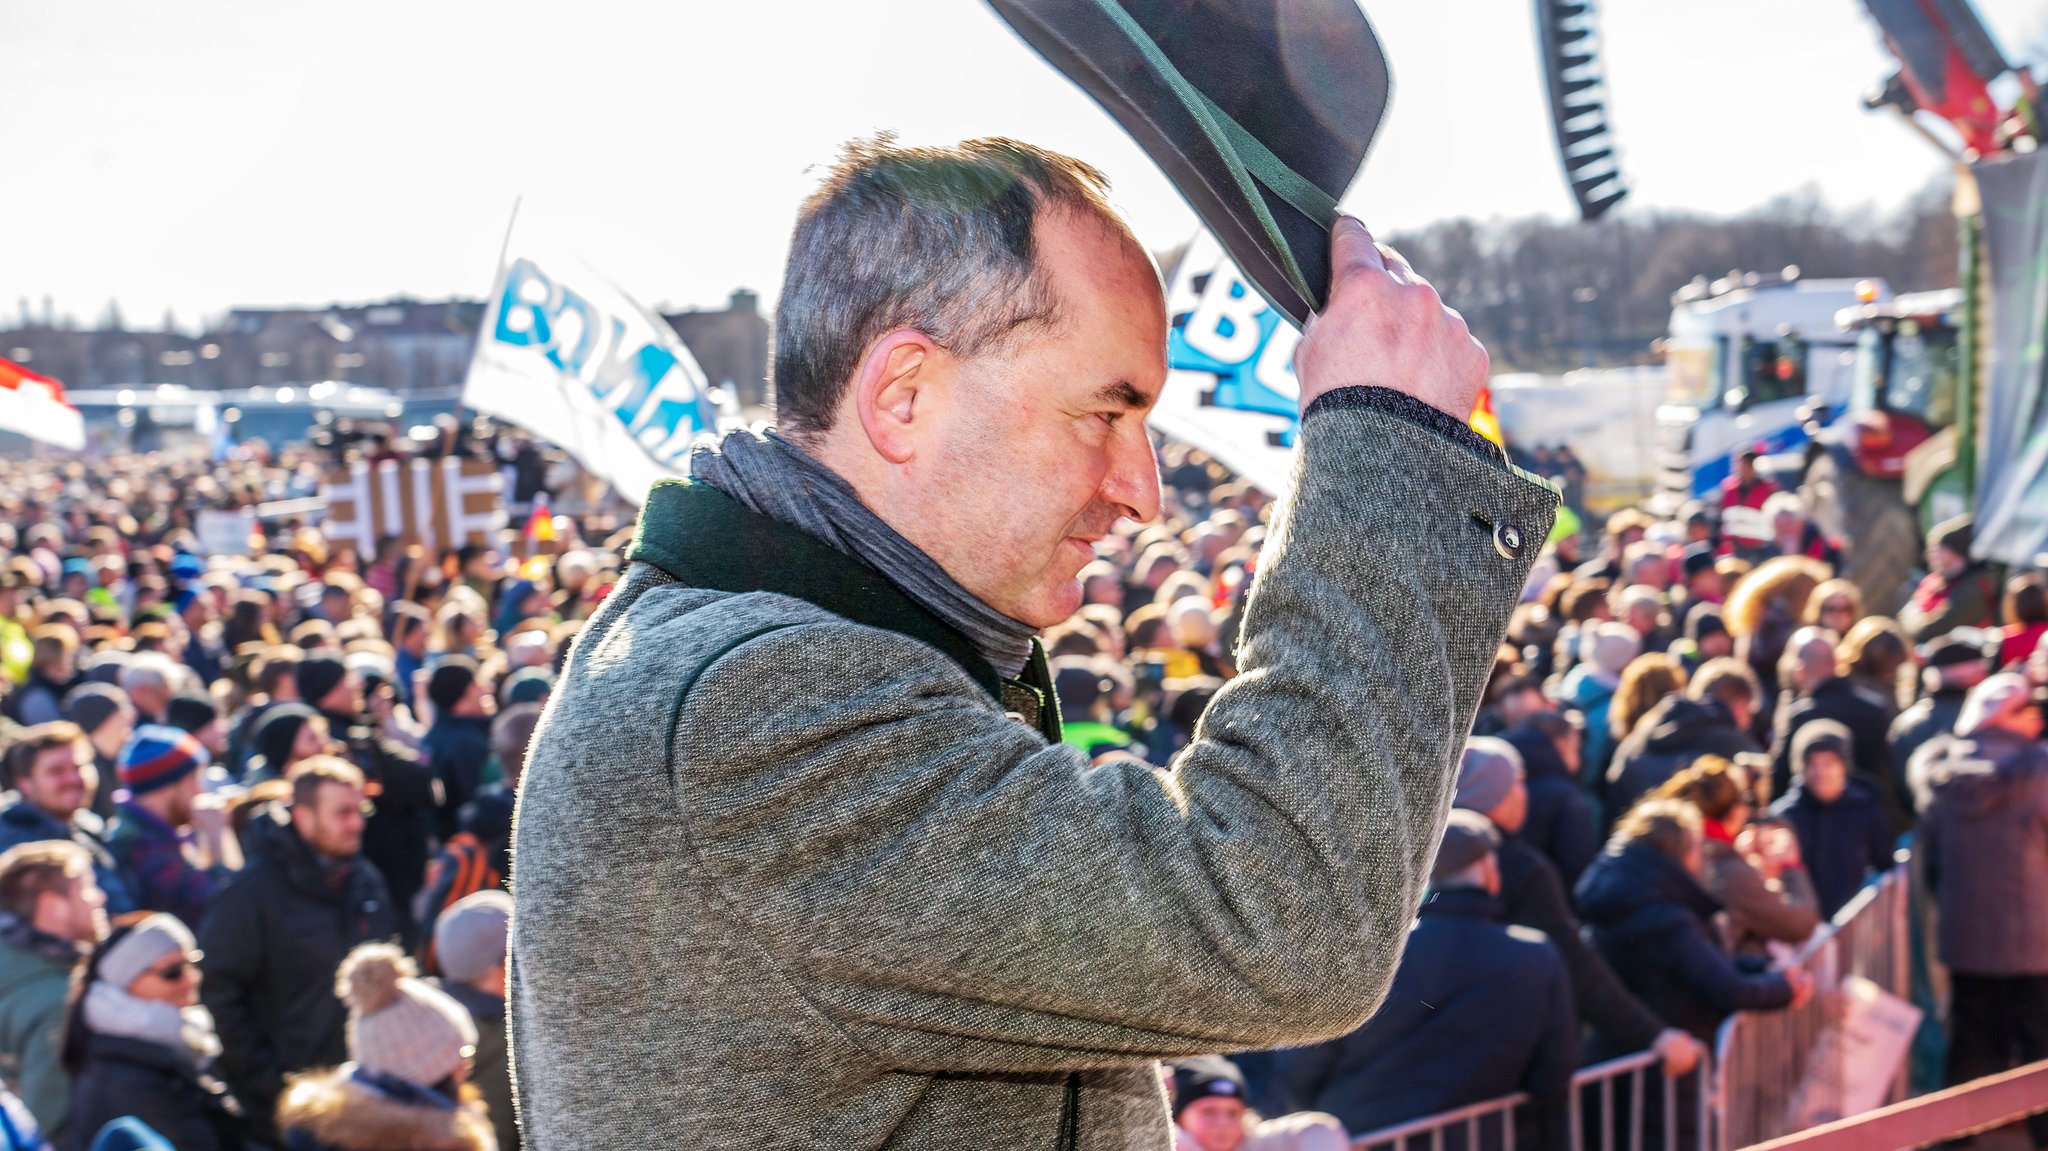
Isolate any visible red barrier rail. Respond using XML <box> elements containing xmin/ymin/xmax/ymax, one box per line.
<box><xmin>1739</xmin><ymin>1058</ymin><xmax>2048</xmax><ymax>1151</ymax></box>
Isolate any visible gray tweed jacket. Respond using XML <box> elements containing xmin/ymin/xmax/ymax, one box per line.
<box><xmin>508</xmin><ymin>388</ymin><xmax>1557</xmax><ymax>1149</ymax></box>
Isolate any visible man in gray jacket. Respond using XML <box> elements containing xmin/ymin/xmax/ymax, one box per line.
<box><xmin>510</xmin><ymin>137</ymin><xmax>1557</xmax><ymax>1149</ymax></box>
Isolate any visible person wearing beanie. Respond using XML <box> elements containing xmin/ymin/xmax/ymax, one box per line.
<box><xmin>276</xmin><ymin>943</ymin><xmax>493</xmax><ymax>1151</ymax></box>
<box><xmin>61</xmin><ymin>915</ymin><xmax>242</xmax><ymax>1151</ymax></box>
<box><xmin>1900</xmin><ymin>515</ymin><xmax>2000</xmax><ymax>645</ymax></box>
<box><xmin>292</xmin><ymin>658</ymin><xmax>350</xmax><ymax>719</ymax></box>
<box><xmin>165</xmin><ymin>694</ymin><xmax>225</xmax><ymax>760</ymax></box>
<box><xmin>1674</xmin><ymin>542</ymin><xmax>1724</xmax><ymax>611</ymax></box>
<box><xmin>1670</xmin><ymin>603</ymin><xmax>1732</xmax><ymax>676</ymax></box>
<box><xmin>1559</xmin><ymin>620</ymin><xmax>1640</xmax><ymax>771</ymax></box>
<box><xmin>422</xmin><ymin>660</ymin><xmax>494</xmax><ymax>843</ymax></box>
<box><xmin>1456</xmin><ymin>735</ymin><xmax>1701</xmax><ymax>1078</ymax></box>
<box><xmin>1162</xmin><ymin>1054</ymin><xmax>1344</xmax><ymax>1151</ymax></box>
<box><xmin>428</xmin><ymin>893</ymin><xmax>516</xmax><ymax>1151</ymax></box>
<box><xmin>63</xmin><ymin>683</ymin><xmax>134</xmax><ymax>822</ymax></box>
<box><xmin>1890</xmin><ymin>631</ymin><xmax>1994</xmax><ymax>773</ymax></box>
<box><xmin>1769</xmin><ymin>626</ymin><xmax>1905</xmax><ymax>835</ymax></box>
<box><xmin>1767</xmin><ymin>724</ymin><xmax>1893</xmax><ymax>918</ymax></box>
<box><xmin>1276</xmin><ymin>808</ymin><xmax>1578</xmax><ymax>1145</ymax></box>
<box><xmin>244</xmin><ymin>704</ymin><xmax>328</xmax><ymax>785</ymax></box>
<box><xmin>106</xmin><ymin>726</ymin><xmax>241</xmax><ymax>932</ymax></box>
<box><xmin>496</xmin><ymin>667</ymin><xmax>552</xmax><ymax>710</ymax></box>
<box><xmin>1904</xmin><ymin>673</ymin><xmax>2048</xmax><ymax>1143</ymax></box>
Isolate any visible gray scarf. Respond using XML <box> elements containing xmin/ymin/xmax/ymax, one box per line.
<box><xmin>687</xmin><ymin>428</ymin><xmax>1037</xmax><ymax>675</ymax></box>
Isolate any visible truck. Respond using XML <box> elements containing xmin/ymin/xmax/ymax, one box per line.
<box><xmin>1794</xmin><ymin>1</ymin><xmax>2046</xmax><ymax>613</ymax></box>
<box><xmin>1650</xmin><ymin>271</ymin><xmax>1886</xmax><ymax>510</ymax></box>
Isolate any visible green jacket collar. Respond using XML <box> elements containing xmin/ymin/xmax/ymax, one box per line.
<box><xmin>626</xmin><ymin>480</ymin><xmax>1062</xmax><ymax>740</ymax></box>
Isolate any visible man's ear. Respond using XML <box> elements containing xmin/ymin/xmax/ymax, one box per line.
<box><xmin>853</xmin><ymin>329</ymin><xmax>940</xmax><ymax>465</ymax></box>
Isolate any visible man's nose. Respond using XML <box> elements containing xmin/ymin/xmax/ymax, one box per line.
<box><xmin>1103</xmin><ymin>422</ymin><xmax>1162</xmax><ymax>525</ymax></box>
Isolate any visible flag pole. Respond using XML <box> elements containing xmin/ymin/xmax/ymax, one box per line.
<box><xmin>451</xmin><ymin>195</ymin><xmax>522</xmax><ymax>460</ymax></box>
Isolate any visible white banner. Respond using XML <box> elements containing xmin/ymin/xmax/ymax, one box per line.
<box><xmin>463</xmin><ymin>245</ymin><xmax>716</xmax><ymax>505</ymax></box>
<box><xmin>1154</xmin><ymin>232</ymin><xmax>1302</xmax><ymax>496</ymax></box>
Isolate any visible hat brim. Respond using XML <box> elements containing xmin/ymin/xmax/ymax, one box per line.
<box><xmin>987</xmin><ymin>0</ymin><xmax>1390</xmax><ymax>328</ymax></box>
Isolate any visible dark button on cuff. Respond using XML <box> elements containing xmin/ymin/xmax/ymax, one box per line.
<box><xmin>1493</xmin><ymin>521</ymin><xmax>1526</xmax><ymax>559</ymax></box>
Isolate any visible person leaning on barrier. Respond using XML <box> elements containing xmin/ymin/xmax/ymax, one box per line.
<box><xmin>1652</xmin><ymin>755</ymin><xmax>1819</xmax><ymax>955</ymax></box>
<box><xmin>509</xmin><ymin>136</ymin><xmax>1558</xmax><ymax>1148</ymax></box>
<box><xmin>1574</xmin><ymin>799</ymin><xmax>1813</xmax><ymax>1052</ymax></box>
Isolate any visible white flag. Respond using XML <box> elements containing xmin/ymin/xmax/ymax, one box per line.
<box><xmin>0</xmin><ymin>358</ymin><xmax>84</xmax><ymax>451</ymax></box>
<box><xmin>463</xmin><ymin>247</ymin><xmax>717</xmax><ymax>505</ymax></box>
<box><xmin>1152</xmin><ymin>231</ymin><xmax>1303</xmax><ymax>495</ymax></box>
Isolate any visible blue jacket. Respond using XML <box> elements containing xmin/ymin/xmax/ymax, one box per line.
<box><xmin>1273</xmin><ymin>888</ymin><xmax>1578</xmax><ymax>1141</ymax></box>
<box><xmin>1768</xmin><ymin>778</ymin><xmax>1894</xmax><ymax>918</ymax></box>
<box><xmin>1500</xmin><ymin>720</ymin><xmax>1601</xmax><ymax>889</ymax></box>
<box><xmin>0</xmin><ymin>799</ymin><xmax>136</xmax><ymax>917</ymax></box>
<box><xmin>1575</xmin><ymin>842</ymin><xmax>1792</xmax><ymax>1046</ymax></box>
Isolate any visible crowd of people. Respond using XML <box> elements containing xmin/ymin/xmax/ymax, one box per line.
<box><xmin>0</xmin><ymin>429</ymin><xmax>2043</xmax><ymax>1151</ymax></box>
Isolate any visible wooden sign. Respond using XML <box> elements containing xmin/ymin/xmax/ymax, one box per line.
<box><xmin>322</xmin><ymin>456</ymin><xmax>505</xmax><ymax>556</ymax></box>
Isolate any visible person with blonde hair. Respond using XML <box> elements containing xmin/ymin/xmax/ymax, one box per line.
<box><xmin>1607</xmin><ymin>654</ymin><xmax>1689</xmax><ymax>778</ymax></box>
<box><xmin>1723</xmin><ymin>555</ymin><xmax>1834</xmax><ymax>731</ymax></box>
<box><xmin>1802</xmin><ymin>579</ymin><xmax>1862</xmax><ymax>636</ymax></box>
<box><xmin>1653</xmin><ymin>757</ymin><xmax>1819</xmax><ymax>954</ymax></box>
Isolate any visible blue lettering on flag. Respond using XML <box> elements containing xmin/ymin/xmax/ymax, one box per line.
<box><xmin>1169</xmin><ymin>269</ymin><xmax>1301</xmax><ymax>447</ymax></box>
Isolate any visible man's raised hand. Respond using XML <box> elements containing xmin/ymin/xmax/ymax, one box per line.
<box><xmin>1293</xmin><ymin>215</ymin><xmax>1489</xmax><ymax>420</ymax></box>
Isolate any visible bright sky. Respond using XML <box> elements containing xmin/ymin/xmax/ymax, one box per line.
<box><xmin>4</xmin><ymin>0</ymin><xmax>2043</xmax><ymax>329</ymax></box>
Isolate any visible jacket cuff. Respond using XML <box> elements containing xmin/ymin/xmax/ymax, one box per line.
<box><xmin>1303</xmin><ymin>386</ymin><xmax>1505</xmax><ymax>466</ymax></box>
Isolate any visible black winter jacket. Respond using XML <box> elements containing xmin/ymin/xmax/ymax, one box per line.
<box><xmin>1770</xmin><ymin>678</ymin><xmax>1906</xmax><ymax>833</ymax></box>
<box><xmin>1274</xmin><ymin>888</ymin><xmax>1578</xmax><ymax>1142</ymax></box>
<box><xmin>1575</xmin><ymin>842</ymin><xmax>1793</xmax><ymax>1047</ymax></box>
<box><xmin>1497</xmin><ymin>838</ymin><xmax>1665</xmax><ymax>1053</ymax></box>
<box><xmin>62</xmin><ymin>1032</ymin><xmax>244</xmax><ymax>1151</ymax></box>
<box><xmin>198</xmin><ymin>813</ymin><xmax>397</xmax><ymax>1139</ymax></box>
<box><xmin>1768</xmin><ymin>778</ymin><xmax>1895</xmax><ymax>917</ymax></box>
<box><xmin>1888</xmin><ymin>691</ymin><xmax>1966</xmax><ymax>787</ymax></box>
<box><xmin>323</xmin><ymin>709</ymin><xmax>440</xmax><ymax>945</ymax></box>
<box><xmin>421</xmin><ymin>716</ymin><xmax>493</xmax><ymax>842</ymax></box>
<box><xmin>1606</xmin><ymin>697</ymin><xmax>1760</xmax><ymax>822</ymax></box>
<box><xmin>1501</xmin><ymin>721</ymin><xmax>1601</xmax><ymax>888</ymax></box>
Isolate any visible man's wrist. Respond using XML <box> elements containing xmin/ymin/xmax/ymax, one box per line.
<box><xmin>1303</xmin><ymin>386</ymin><xmax>1504</xmax><ymax>466</ymax></box>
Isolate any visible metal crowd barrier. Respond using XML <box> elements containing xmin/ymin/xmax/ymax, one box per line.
<box><xmin>1348</xmin><ymin>1050</ymin><xmax>1709</xmax><ymax>1151</ymax></box>
<box><xmin>1712</xmin><ymin>856</ymin><xmax>1913</xmax><ymax>1151</ymax></box>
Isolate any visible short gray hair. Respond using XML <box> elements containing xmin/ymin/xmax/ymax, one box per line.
<box><xmin>773</xmin><ymin>135</ymin><xmax>1127</xmax><ymax>435</ymax></box>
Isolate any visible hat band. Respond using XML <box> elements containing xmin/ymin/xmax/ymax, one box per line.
<box><xmin>1085</xmin><ymin>0</ymin><xmax>1338</xmax><ymax>307</ymax></box>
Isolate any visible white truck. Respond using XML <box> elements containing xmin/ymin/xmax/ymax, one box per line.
<box><xmin>1650</xmin><ymin>269</ymin><xmax>1888</xmax><ymax>511</ymax></box>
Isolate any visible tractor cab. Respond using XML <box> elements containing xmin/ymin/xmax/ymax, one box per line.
<box><xmin>1823</xmin><ymin>288</ymin><xmax>1963</xmax><ymax>479</ymax></box>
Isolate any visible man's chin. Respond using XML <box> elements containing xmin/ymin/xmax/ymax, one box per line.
<box><xmin>1014</xmin><ymin>580</ymin><xmax>1086</xmax><ymax>632</ymax></box>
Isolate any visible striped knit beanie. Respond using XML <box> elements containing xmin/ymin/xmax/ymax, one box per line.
<box><xmin>118</xmin><ymin>725</ymin><xmax>210</xmax><ymax>796</ymax></box>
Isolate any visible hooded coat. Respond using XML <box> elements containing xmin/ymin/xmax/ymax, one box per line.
<box><xmin>277</xmin><ymin>1068</ymin><xmax>495</xmax><ymax>1151</ymax></box>
<box><xmin>1907</xmin><ymin>730</ymin><xmax>2048</xmax><ymax>976</ymax></box>
<box><xmin>1575</xmin><ymin>841</ymin><xmax>1793</xmax><ymax>1045</ymax></box>
<box><xmin>1605</xmin><ymin>697</ymin><xmax>1760</xmax><ymax>823</ymax></box>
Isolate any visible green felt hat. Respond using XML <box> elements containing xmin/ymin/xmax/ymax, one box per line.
<box><xmin>985</xmin><ymin>0</ymin><xmax>1391</xmax><ymax>328</ymax></box>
